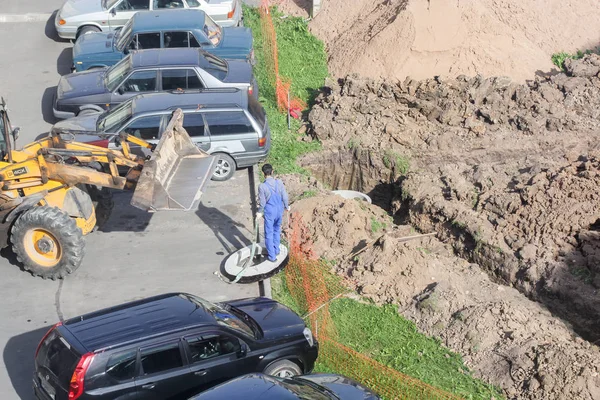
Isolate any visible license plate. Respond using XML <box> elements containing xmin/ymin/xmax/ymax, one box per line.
<box><xmin>39</xmin><ymin>377</ymin><xmax>56</xmax><ymax>400</ymax></box>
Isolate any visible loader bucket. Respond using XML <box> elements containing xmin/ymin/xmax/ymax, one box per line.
<box><xmin>131</xmin><ymin>109</ymin><xmax>216</xmax><ymax>212</ymax></box>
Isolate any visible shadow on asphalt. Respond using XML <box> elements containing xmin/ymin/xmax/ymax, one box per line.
<box><xmin>3</xmin><ymin>325</ymin><xmax>51</xmax><ymax>400</ymax></box>
<box><xmin>196</xmin><ymin>202</ymin><xmax>251</xmax><ymax>254</ymax></box>
<box><xmin>57</xmin><ymin>48</ymin><xmax>73</xmax><ymax>76</ymax></box>
<box><xmin>99</xmin><ymin>191</ymin><xmax>152</xmax><ymax>233</ymax></box>
<box><xmin>41</xmin><ymin>87</ymin><xmax>58</xmax><ymax>125</ymax></box>
<box><xmin>45</xmin><ymin>11</ymin><xmax>71</xmax><ymax>43</ymax></box>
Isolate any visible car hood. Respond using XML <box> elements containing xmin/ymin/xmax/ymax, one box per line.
<box><xmin>299</xmin><ymin>375</ymin><xmax>380</xmax><ymax>399</ymax></box>
<box><xmin>60</xmin><ymin>0</ymin><xmax>104</xmax><ymax>19</ymax></box>
<box><xmin>226</xmin><ymin>297</ymin><xmax>306</xmax><ymax>341</ymax></box>
<box><xmin>57</xmin><ymin>69</ymin><xmax>108</xmax><ymax>100</ymax></box>
<box><xmin>52</xmin><ymin>114</ymin><xmax>102</xmax><ymax>135</ymax></box>
<box><xmin>223</xmin><ymin>60</ymin><xmax>252</xmax><ymax>85</ymax></box>
<box><xmin>73</xmin><ymin>31</ymin><xmax>116</xmax><ymax>58</ymax></box>
<box><xmin>220</xmin><ymin>27</ymin><xmax>253</xmax><ymax>55</ymax></box>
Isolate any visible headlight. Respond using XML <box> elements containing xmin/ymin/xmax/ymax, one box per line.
<box><xmin>303</xmin><ymin>327</ymin><xmax>314</xmax><ymax>347</ymax></box>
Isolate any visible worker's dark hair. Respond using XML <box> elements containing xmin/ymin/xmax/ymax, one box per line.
<box><xmin>262</xmin><ymin>164</ymin><xmax>273</xmax><ymax>176</ymax></box>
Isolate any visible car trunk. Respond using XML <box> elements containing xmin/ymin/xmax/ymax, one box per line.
<box><xmin>35</xmin><ymin>328</ymin><xmax>81</xmax><ymax>400</ymax></box>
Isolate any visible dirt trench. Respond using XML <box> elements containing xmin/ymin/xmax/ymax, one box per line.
<box><xmin>288</xmin><ymin>54</ymin><xmax>600</xmax><ymax>399</ymax></box>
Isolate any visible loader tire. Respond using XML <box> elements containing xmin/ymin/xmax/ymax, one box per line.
<box><xmin>87</xmin><ymin>186</ymin><xmax>114</xmax><ymax>229</ymax></box>
<box><xmin>11</xmin><ymin>206</ymin><xmax>85</xmax><ymax>280</ymax></box>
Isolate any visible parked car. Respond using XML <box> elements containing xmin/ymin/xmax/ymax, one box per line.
<box><xmin>33</xmin><ymin>293</ymin><xmax>318</xmax><ymax>400</ymax></box>
<box><xmin>52</xmin><ymin>90</ymin><xmax>270</xmax><ymax>180</ymax></box>
<box><xmin>54</xmin><ymin>48</ymin><xmax>258</xmax><ymax>119</ymax></box>
<box><xmin>72</xmin><ymin>9</ymin><xmax>253</xmax><ymax>72</ymax></box>
<box><xmin>55</xmin><ymin>0</ymin><xmax>242</xmax><ymax>40</ymax></box>
<box><xmin>189</xmin><ymin>373</ymin><xmax>381</xmax><ymax>400</ymax></box>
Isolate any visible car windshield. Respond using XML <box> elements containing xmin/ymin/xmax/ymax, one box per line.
<box><xmin>97</xmin><ymin>100</ymin><xmax>133</xmax><ymax>133</ymax></box>
<box><xmin>275</xmin><ymin>377</ymin><xmax>334</xmax><ymax>400</ymax></box>
<box><xmin>203</xmin><ymin>15</ymin><xmax>222</xmax><ymax>46</ymax></box>
<box><xmin>103</xmin><ymin>0</ymin><xmax>120</xmax><ymax>10</ymax></box>
<box><xmin>187</xmin><ymin>295</ymin><xmax>256</xmax><ymax>338</ymax></box>
<box><xmin>116</xmin><ymin>19</ymin><xmax>134</xmax><ymax>52</ymax></box>
<box><xmin>105</xmin><ymin>56</ymin><xmax>132</xmax><ymax>92</ymax></box>
<box><xmin>203</xmin><ymin>52</ymin><xmax>228</xmax><ymax>80</ymax></box>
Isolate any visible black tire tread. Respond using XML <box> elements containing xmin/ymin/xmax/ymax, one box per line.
<box><xmin>11</xmin><ymin>206</ymin><xmax>85</xmax><ymax>280</ymax></box>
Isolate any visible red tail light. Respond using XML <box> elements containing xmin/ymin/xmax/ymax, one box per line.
<box><xmin>69</xmin><ymin>353</ymin><xmax>95</xmax><ymax>400</ymax></box>
<box><xmin>228</xmin><ymin>3</ymin><xmax>236</xmax><ymax>19</ymax></box>
<box><xmin>258</xmin><ymin>137</ymin><xmax>266</xmax><ymax>147</ymax></box>
<box><xmin>248</xmin><ymin>85</ymin><xmax>254</xmax><ymax>96</ymax></box>
<box><xmin>87</xmin><ymin>139</ymin><xmax>109</xmax><ymax>148</ymax></box>
<box><xmin>35</xmin><ymin>322</ymin><xmax>62</xmax><ymax>357</ymax></box>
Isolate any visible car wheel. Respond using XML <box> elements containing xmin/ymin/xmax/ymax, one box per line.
<box><xmin>263</xmin><ymin>360</ymin><xmax>302</xmax><ymax>378</ymax></box>
<box><xmin>211</xmin><ymin>153</ymin><xmax>236</xmax><ymax>181</ymax></box>
<box><xmin>77</xmin><ymin>26</ymin><xmax>100</xmax><ymax>38</ymax></box>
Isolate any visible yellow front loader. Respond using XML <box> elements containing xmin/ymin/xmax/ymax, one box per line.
<box><xmin>0</xmin><ymin>101</ymin><xmax>215</xmax><ymax>279</ymax></box>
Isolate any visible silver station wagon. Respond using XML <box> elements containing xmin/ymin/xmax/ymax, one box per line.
<box><xmin>55</xmin><ymin>0</ymin><xmax>242</xmax><ymax>40</ymax></box>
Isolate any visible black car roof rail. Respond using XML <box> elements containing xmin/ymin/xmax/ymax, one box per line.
<box><xmin>166</xmin><ymin>103</ymin><xmax>242</xmax><ymax>111</ymax></box>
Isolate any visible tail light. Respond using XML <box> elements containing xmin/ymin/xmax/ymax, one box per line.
<box><xmin>258</xmin><ymin>137</ymin><xmax>266</xmax><ymax>147</ymax></box>
<box><xmin>35</xmin><ymin>322</ymin><xmax>62</xmax><ymax>357</ymax></box>
<box><xmin>227</xmin><ymin>3</ymin><xmax>236</xmax><ymax>19</ymax></box>
<box><xmin>68</xmin><ymin>353</ymin><xmax>95</xmax><ymax>400</ymax></box>
<box><xmin>248</xmin><ymin>85</ymin><xmax>254</xmax><ymax>96</ymax></box>
<box><xmin>87</xmin><ymin>139</ymin><xmax>109</xmax><ymax>148</ymax></box>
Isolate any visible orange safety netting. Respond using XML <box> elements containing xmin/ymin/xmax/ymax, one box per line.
<box><xmin>284</xmin><ymin>213</ymin><xmax>463</xmax><ymax>400</ymax></box>
<box><xmin>259</xmin><ymin>0</ymin><xmax>306</xmax><ymax>117</ymax></box>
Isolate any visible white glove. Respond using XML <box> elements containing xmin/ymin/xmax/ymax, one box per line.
<box><xmin>256</xmin><ymin>212</ymin><xmax>263</xmax><ymax>219</ymax></box>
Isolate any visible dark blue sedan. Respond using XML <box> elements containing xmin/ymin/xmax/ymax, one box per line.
<box><xmin>72</xmin><ymin>8</ymin><xmax>254</xmax><ymax>72</ymax></box>
<box><xmin>188</xmin><ymin>373</ymin><xmax>381</xmax><ymax>400</ymax></box>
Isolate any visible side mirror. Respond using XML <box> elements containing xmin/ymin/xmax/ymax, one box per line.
<box><xmin>114</xmin><ymin>136</ymin><xmax>122</xmax><ymax>147</ymax></box>
<box><xmin>11</xmin><ymin>127</ymin><xmax>20</xmax><ymax>142</ymax></box>
<box><xmin>110</xmin><ymin>8</ymin><xmax>117</xmax><ymax>16</ymax></box>
<box><xmin>117</xmin><ymin>86</ymin><xmax>125</xmax><ymax>95</ymax></box>
<box><xmin>237</xmin><ymin>343</ymin><xmax>248</xmax><ymax>358</ymax></box>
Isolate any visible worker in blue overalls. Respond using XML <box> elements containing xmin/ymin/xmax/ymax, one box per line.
<box><xmin>256</xmin><ymin>164</ymin><xmax>290</xmax><ymax>262</ymax></box>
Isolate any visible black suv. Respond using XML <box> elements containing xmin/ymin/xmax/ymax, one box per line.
<box><xmin>33</xmin><ymin>293</ymin><xmax>318</xmax><ymax>400</ymax></box>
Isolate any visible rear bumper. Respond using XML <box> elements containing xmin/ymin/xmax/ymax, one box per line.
<box><xmin>33</xmin><ymin>379</ymin><xmax>53</xmax><ymax>400</ymax></box>
<box><xmin>233</xmin><ymin>151</ymin><xmax>268</xmax><ymax>168</ymax></box>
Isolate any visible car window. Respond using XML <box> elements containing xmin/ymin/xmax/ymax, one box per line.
<box><xmin>136</xmin><ymin>32</ymin><xmax>161</xmax><ymax>50</ymax></box>
<box><xmin>116</xmin><ymin>0</ymin><xmax>150</xmax><ymax>11</ymax></box>
<box><xmin>203</xmin><ymin>16</ymin><xmax>222</xmax><ymax>46</ymax></box>
<box><xmin>122</xmin><ymin>115</ymin><xmax>162</xmax><ymax>140</ymax></box>
<box><xmin>182</xmin><ymin>113</ymin><xmax>206</xmax><ymax>137</ymax></box>
<box><xmin>248</xmin><ymin>96</ymin><xmax>266</xmax><ymax>129</ymax></box>
<box><xmin>106</xmin><ymin>350</ymin><xmax>137</xmax><ymax>381</ymax></box>
<box><xmin>116</xmin><ymin>19</ymin><xmax>134</xmax><ymax>51</ymax></box>
<box><xmin>186</xmin><ymin>335</ymin><xmax>240</xmax><ymax>363</ymax></box>
<box><xmin>154</xmin><ymin>0</ymin><xmax>184</xmax><ymax>8</ymax></box>
<box><xmin>164</xmin><ymin>31</ymin><xmax>190</xmax><ymax>48</ymax></box>
<box><xmin>186</xmin><ymin>0</ymin><xmax>200</xmax><ymax>7</ymax></box>
<box><xmin>35</xmin><ymin>330</ymin><xmax>80</xmax><ymax>388</ymax></box>
<box><xmin>105</xmin><ymin>56</ymin><xmax>133</xmax><ymax>92</ymax></box>
<box><xmin>140</xmin><ymin>342</ymin><xmax>183</xmax><ymax>375</ymax></box>
<box><xmin>203</xmin><ymin>53</ymin><xmax>228</xmax><ymax>80</ymax></box>
<box><xmin>120</xmin><ymin>70</ymin><xmax>157</xmax><ymax>92</ymax></box>
<box><xmin>205</xmin><ymin>112</ymin><xmax>255</xmax><ymax>136</ymax></box>
<box><xmin>98</xmin><ymin>99</ymin><xmax>133</xmax><ymax>132</ymax></box>
<box><xmin>162</xmin><ymin>69</ymin><xmax>203</xmax><ymax>90</ymax></box>
<box><xmin>189</xmin><ymin>33</ymin><xmax>201</xmax><ymax>47</ymax></box>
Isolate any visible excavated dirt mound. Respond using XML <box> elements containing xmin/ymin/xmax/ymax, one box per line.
<box><xmin>308</xmin><ymin>0</ymin><xmax>600</xmax><ymax>82</ymax></box>
<box><xmin>304</xmin><ymin>55</ymin><xmax>600</xmax><ymax>345</ymax></box>
<box><xmin>291</xmin><ymin>193</ymin><xmax>600</xmax><ymax>400</ymax></box>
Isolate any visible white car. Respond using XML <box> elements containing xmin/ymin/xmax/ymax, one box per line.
<box><xmin>55</xmin><ymin>0</ymin><xmax>242</xmax><ymax>40</ymax></box>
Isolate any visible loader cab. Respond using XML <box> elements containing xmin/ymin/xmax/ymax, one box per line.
<box><xmin>0</xmin><ymin>99</ymin><xmax>20</xmax><ymax>162</ymax></box>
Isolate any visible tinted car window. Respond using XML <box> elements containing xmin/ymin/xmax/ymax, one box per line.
<box><xmin>204</xmin><ymin>53</ymin><xmax>228</xmax><ymax>81</ymax></box>
<box><xmin>182</xmin><ymin>113</ymin><xmax>206</xmax><ymax>137</ymax></box>
<box><xmin>106</xmin><ymin>350</ymin><xmax>137</xmax><ymax>381</ymax></box>
<box><xmin>121</xmin><ymin>70</ymin><xmax>157</xmax><ymax>92</ymax></box>
<box><xmin>189</xmin><ymin>33</ymin><xmax>201</xmax><ymax>47</ymax></box>
<box><xmin>137</xmin><ymin>33</ymin><xmax>161</xmax><ymax>50</ymax></box>
<box><xmin>36</xmin><ymin>330</ymin><xmax>80</xmax><ymax>388</ymax></box>
<box><xmin>248</xmin><ymin>97</ymin><xmax>266</xmax><ymax>129</ymax></box>
<box><xmin>122</xmin><ymin>115</ymin><xmax>162</xmax><ymax>140</ymax></box>
<box><xmin>164</xmin><ymin>31</ymin><xmax>190</xmax><ymax>48</ymax></box>
<box><xmin>116</xmin><ymin>0</ymin><xmax>149</xmax><ymax>10</ymax></box>
<box><xmin>187</xmin><ymin>335</ymin><xmax>240</xmax><ymax>363</ymax></box>
<box><xmin>141</xmin><ymin>343</ymin><xmax>183</xmax><ymax>375</ymax></box>
<box><xmin>205</xmin><ymin>112</ymin><xmax>255</xmax><ymax>136</ymax></box>
<box><xmin>154</xmin><ymin>0</ymin><xmax>184</xmax><ymax>8</ymax></box>
<box><xmin>162</xmin><ymin>69</ymin><xmax>203</xmax><ymax>90</ymax></box>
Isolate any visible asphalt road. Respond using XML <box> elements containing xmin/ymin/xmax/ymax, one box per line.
<box><xmin>0</xmin><ymin>2</ymin><xmax>262</xmax><ymax>398</ymax></box>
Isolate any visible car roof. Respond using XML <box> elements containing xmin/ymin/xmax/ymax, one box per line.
<box><xmin>190</xmin><ymin>374</ymin><xmax>302</xmax><ymax>400</ymax></box>
<box><xmin>132</xmin><ymin>9</ymin><xmax>206</xmax><ymax>32</ymax></box>
<box><xmin>130</xmin><ymin>90</ymin><xmax>247</xmax><ymax>114</ymax></box>
<box><xmin>62</xmin><ymin>293</ymin><xmax>216</xmax><ymax>352</ymax></box>
<box><xmin>131</xmin><ymin>48</ymin><xmax>218</xmax><ymax>69</ymax></box>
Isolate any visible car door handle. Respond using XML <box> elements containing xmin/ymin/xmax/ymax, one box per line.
<box><xmin>194</xmin><ymin>370</ymin><xmax>208</xmax><ymax>377</ymax></box>
<box><xmin>142</xmin><ymin>383</ymin><xmax>156</xmax><ymax>389</ymax></box>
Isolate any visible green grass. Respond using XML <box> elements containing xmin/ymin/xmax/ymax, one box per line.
<box><xmin>383</xmin><ymin>149</ymin><xmax>410</xmax><ymax>174</ymax></box>
<box><xmin>370</xmin><ymin>216</ymin><xmax>386</xmax><ymax>233</ymax></box>
<box><xmin>243</xmin><ymin>6</ymin><xmax>328</xmax><ymax>174</ymax></box>
<box><xmin>328</xmin><ymin>298</ymin><xmax>504</xmax><ymax>400</ymax></box>
<box><xmin>552</xmin><ymin>48</ymin><xmax>599</xmax><ymax>70</ymax></box>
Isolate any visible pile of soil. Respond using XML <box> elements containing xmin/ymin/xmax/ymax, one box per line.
<box><xmin>291</xmin><ymin>193</ymin><xmax>600</xmax><ymax>399</ymax></box>
<box><xmin>307</xmin><ymin>0</ymin><xmax>600</xmax><ymax>82</ymax></box>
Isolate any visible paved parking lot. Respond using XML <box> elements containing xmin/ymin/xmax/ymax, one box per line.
<box><xmin>0</xmin><ymin>2</ymin><xmax>260</xmax><ymax>398</ymax></box>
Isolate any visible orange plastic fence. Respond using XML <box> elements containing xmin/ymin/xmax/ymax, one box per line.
<box><xmin>259</xmin><ymin>0</ymin><xmax>306</xmax><ymax>116</ymax></box>
<box><xmin>284</xmin><ymin>213</ymin><xmax>463</xmax><ymax>400</ymax></box>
